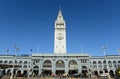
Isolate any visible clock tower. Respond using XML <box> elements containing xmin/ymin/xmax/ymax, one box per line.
<box><xmin>54</xmin><ymin>9</ymin><xmax>66</xmax><ymax>54</ymax></box>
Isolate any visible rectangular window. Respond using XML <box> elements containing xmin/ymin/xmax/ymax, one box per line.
<box><xmin>99</xmin><ymin>65</ymin><xmax>102</xmax><ymax>68</ymax></box>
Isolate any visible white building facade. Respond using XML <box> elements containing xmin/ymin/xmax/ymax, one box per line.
<box><xmin>0</xmin><ymin>9</ymin><xmax>120</xmax><ymax>77</ymax></box>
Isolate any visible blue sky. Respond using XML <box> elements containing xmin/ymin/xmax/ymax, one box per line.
<box><xmin>0</xmin><ymin>0</ymin><xmax>120</xmax><ymax>56</ymax></box>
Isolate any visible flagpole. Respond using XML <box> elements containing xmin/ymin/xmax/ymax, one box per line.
<box><xmin>81</xmin><ymin>44</ymin><xmax>84</xmax><ymax>53</ymax></box>
<box><xmin>37</xmin><ymin>44</ymin><xmax>39</xmax><ymax>53</ymax></box>
<box><xmin>59</xmin><ymin>0</ymin><xmax>61</xmax><ymax>10</ymax></box>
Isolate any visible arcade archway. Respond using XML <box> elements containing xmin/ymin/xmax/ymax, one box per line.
<box><xmin>94</xmin><ymin>70</ymin><xmax>98</xmax><ymax>76</ymax></box>
<box><xmin>68</xmin><ymin>60</ymin><xmax>78</xmax><ymax>75</ymax></box>
<box><xmin>33</xmin><ymin>66</ymin><xmax>39</xmax><ymax>76</ymax></box>
<box><xmin>42</xmin><ymin>60</ymin><xmax>52</xmax><ymax>76</ymax></box>
<box><xmin>17</xmin><ymin>70</ymin><xmax>22</xmax><ymax>77</ymax></box>
<box><xmin>99</xmin><ymin>70</ymin><xmax>103</xmax><ymax>74</ymax></box>
<box><xmin>109</xmin><ymin>70</ymin><xmax>114</xmax><ymax>77</ymax></box>
<box><xmin>81</xmin><ymin>66</ymin><xmax>88</xmax><ymax>77</ymax></box>
<box><xmin>23</xmin><ymin>70</ymin><xmax>28</xmax><ymax>77</ymax></box>
<box><xmin>2</xmin><ymin>69</ymin><xmax>6</xmax><ymax>75</ymax></box>
<box><xmin>7</xmin><ymin>69</ymin><xmax>11</xmax><ymax>76</ymax></box>
<box><xmin>56</xmin><ymin>60</ymin><xmax>65</xmax><ymax>75</ymax></box>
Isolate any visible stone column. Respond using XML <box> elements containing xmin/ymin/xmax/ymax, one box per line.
<box><xmin>52</xmin><ymin>59</ymin><xmax>56</xmax><ymax>74</ymax></box>
<box><xmin>78</xmin><ymin>59</ymin><xmax>81</xmax><ymax>74</ymax></box>
<box><xmin>39</xmin><ymin>59</ymin><xmax>42</xmax><ymax>75</ymax></box>
<box><xmin>65</xmin><ymin>59</ymin><xmax>68</xmax><ymax>74</ymax></box>
<box><xmin>31</xmin><ymin>59</ymin><xmax>33</xmax><ymax>72</ymax></box>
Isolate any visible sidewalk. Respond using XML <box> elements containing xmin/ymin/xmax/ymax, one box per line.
<box><xmin>0</xmin><ymin>77</ymin><xmax>84</xmax><ymax>79</ymax></box>
<box><xmin>0</xmin><ymin>77</ymin><xmax>116</xmax><ymax>79</ymax></box>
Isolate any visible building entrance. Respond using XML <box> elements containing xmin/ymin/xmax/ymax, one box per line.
<box><xmin>33</xmin><ymin>70</ymin><xmax>39</xmax><ymax>76</ymax></box>
<box><xmin>42</xmin><ymin>70</ymin><xmax>52</xmax><ymax>76</ymax></box>
<box><xmin>69</xmin><ymin>70</ymin><xmax>77</xmax><ymax>75</ymax></box>
<box><xmin>82</xmin><ymin>70</ymin><xmax>88</xmax><ymax>77</ymax></box>
<box><xmin>56</xmin><ymin>70</ymin><xmax>65</xmax><ymax>75</ymax></box>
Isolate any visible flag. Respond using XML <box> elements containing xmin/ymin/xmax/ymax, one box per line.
<box><xmin>101</xmin><ymin>45</ymin><xmax>107</xmax><ymax>56</ymax></box>
<box><xmin>14</xmin><ymin>45</ymin><xmax>19</xmax><ymax>52</ymax></box>
<box><xmin>6</xmin><ymin>49</ymin><xmax>9</xmax><ymax>53</ymax></box>
<box><xmin>101</xmin><ymin>46</ymin><xmax>107</xmax><ymax>52</ymax></box>
<box><xmin>30</xmin><ymin>49</ymin><xmax>32</xmax><ymax>52</ymax></box>
<box><xmin>102</xmin><ymin>46</ymin><xmax>107</xmax><ymax>50</ymax></box>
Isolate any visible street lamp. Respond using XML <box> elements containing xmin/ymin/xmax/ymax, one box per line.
<box><xmin>90</xmin><ymin>62</ymin><xmax>95</xmax><ymax>79</ymax></box>
<box><xmin>10</xmin><ymin>55</ymin><xmax>15</xmax><ymax>79</ymax></box>
<box><xmin>10</xmin><ymin>45</ymin><xmax>19</xmax><ymax>79</ymax></box>
<box><xmin>102</xmin><ymin>46</ymin><xmax>108</xmax><ymax>71</ymax></box>
<box><xmin>102</xmin><ymin>46</ymin><xmax>111</xmax><ymax>79</ymax></box>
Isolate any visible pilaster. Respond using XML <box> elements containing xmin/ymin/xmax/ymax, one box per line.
<box><xmin>52</xmin><ymin>59</ymin><xmax>56</xmax><ymax>74</ymax></box>
<box><xmin>65</xmin><ymin>59</ymin><xmax>68</xmax><ymax>74</ymax></box>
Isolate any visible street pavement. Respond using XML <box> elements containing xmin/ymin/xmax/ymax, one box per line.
<box><xmin>0</xmin><ymin>77</ymin><xmax>116</xmax><ymax>79</ymax></box>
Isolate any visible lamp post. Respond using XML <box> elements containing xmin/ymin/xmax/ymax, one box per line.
<box><xmin>10</xmin><ymin>45</ymin><xmax>19</xmax><ymax>79</ymax></box>
<box><xmin>89</xmin><ymin>62</ymin><xmax>92</xmax><ymax>78</ymax></box>
<box><xmin>90</xmin><ymin>62</ymin><xmax>95</xmax><ymax>79</ymax></box>
<box><xmin>36</xmin><ymin>60</ymin><xmax>39</xmax><ymax>79</ymax></box>
<box><xmin>102</xmin><ymin>46</ymin><xmax>111</xmax><ymax>79</ymax></box>
<box><xmin>10</xmin><ymin>55</ymin><xmax>15</xmax><ymax>79</ymax></box>
<box><xmin>41</xmin><ymin>69</ymin><xmax>43</xmax><ymax>78</ymax></box>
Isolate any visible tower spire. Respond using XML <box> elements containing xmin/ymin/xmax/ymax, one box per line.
<box><xmin>59</xmin><ymin>0</ymin><xmax>61</xmax><ymax>10</ymax></box>
<box><xmin>54</xmin><ymin>2</ymin><xmax>66</xmax><ymax>54</ymax></box>
<box><xmin>59</xmin><ymin>3</ymin><xmax>61</xmax><ymax>11</ymax></box>
<box><xmin>56</xmin><ymin>5</ymin><xmax>64</xmax><ymax>21</ymax></box>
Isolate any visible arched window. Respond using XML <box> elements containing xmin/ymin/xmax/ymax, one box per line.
<box><xmin>108</xmin><ymin>61</ymin><xmax>111</xmax><ymax>64</ymax></box>
<box><xmin>98</xmin><ymin>61</ymin><xmax>102</xmax><ymax>64</ymax></box>
<box><xmin>0</xmin><ymin>60</ymin><xmax>3</xmax><ymax>64</ymax></box>
<box><xmin>33</xmin><ymin>66</ymin><xmax>39</xmax><ymax>71</ymax></box>
<box><xmin>9</xmin><ymin>61</ymin><xmax>13</xmax><ymax>64</ymax></box>
<box><xmin>93</xmin><ymin>61</ymin><xmax>96</xmax><ymax>64</ymax></box>
<box><xmin>69</xmin><ymin>60</ymin><xmax>78</xmax><ymax>68</ymax></box>
<box><xmin>82</xmin><ymin>66</ymin><xmax>87</xmax><ymax>69</ymax></box>
<box><xmin>43</xmin><ymin>60</ymin><xmax>52</xmax><ymax>68</ymax></box>
<box><xmin>118</xmin><ymin>61</ymin><xmax>120</xmax><ymax>63</ymax></box>
<box><xmin>15</xmin><ymin>60</ymin><xmax>17</xmax><ymax>64</ymax></box>
<box><xmin>4</xmin><ymin>60</ymin><xmax>8</xmax><ymax>64</ymax></box>
<box><xmin>19</xmin><ymin>61</ymin><xmax>22</xmax><ymax>64</ymax></box>
<box><xmin>103</xmin><ymin>60</ymin><xmax>106</xmax><ymax>64</ymax></box>
<box><xmin>56</xmin><ymin>60</ymin><xmax>65</xmax><ymax>68</ymax></box>
<box><xmin>113</xmin><ymin>61</ymin><xmax>116</xmax><ymax>64</ymax></box>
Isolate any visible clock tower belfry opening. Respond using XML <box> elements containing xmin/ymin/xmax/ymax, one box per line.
<box><xmin>54</xmin><ymin>9</ymin><xmax>66</xmax><ymax>54</ymax></box>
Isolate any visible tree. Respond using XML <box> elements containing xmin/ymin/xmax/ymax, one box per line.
<box><xmin>116</xmin><ymin>68</ymin><xmax>120</xmax><ymax>76</ymax></box>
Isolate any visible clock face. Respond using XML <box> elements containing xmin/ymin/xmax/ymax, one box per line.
<box><xmin>57</xmin><ymin>33</ymin><xmax>64</xmax><ymax>40</ymax></box>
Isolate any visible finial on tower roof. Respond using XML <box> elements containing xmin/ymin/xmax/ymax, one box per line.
<box><xmin>59</xmin><ymin>0</ymin><xmax>62</xmax><ymax>11</ymax></box>
<box><xmin>56</xmin><ymin>0</ymin><xmax>64</xmax><ymax>21</ymax></box>
<box><xmin>59</xmin><ymin>4</ymin><xmax>61</xmax><ymax>11</ymax></box>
